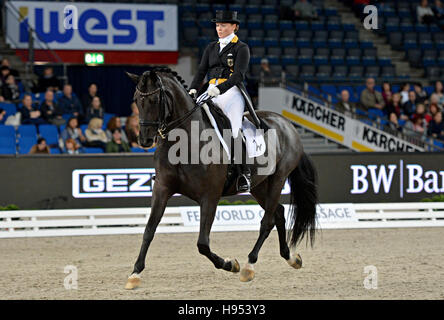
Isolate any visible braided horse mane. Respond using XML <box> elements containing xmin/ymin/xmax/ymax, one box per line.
<box><xmin>146</xmin><ymin>66</ymin><xmax>189</xmax><ymax>92</ymax></box>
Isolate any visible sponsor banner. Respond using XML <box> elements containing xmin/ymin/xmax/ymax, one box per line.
<box><xmin>6</xmin><ymin>1</ymin><xmax>177</xmax><ymax>51</ymax></box>
<box><xmin>72</xmin><ymin>168</ymin><xmax>291</xmax><ymax>199</ymax></box>
<box><xmin>180</xmin><ymin>204</ymin><xmax>357</xmax><ymax>227</ymax></box>
<box><xmin>259</xmin><ymin>87</ymin><xmax>423</xmax><ymax>152</ymax></box>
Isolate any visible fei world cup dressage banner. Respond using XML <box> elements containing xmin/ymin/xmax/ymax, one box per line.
<box><xmin>180</xmin><ymin>204</ymin><xmax>357</xmax><ymax>228</ymax></box>
<box><xmin>6</xmin><ymin>1</ymin><xmax>178</xmax><ymax>51</ymax></box>
<box><xmin>259</xmin><ymin>87</ymin><xmax>423</xmax><ymax>152</ymax></box>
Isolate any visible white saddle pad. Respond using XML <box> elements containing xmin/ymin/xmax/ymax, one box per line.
<box><xmin>201</xmin><ymin>103</ymin><xmax>266</xmax><ymax>159</ymax></box>
<box><xmin>242</xmin><ymin>118</ymin><xmax>266</xmax><ymax>158</ymax></box>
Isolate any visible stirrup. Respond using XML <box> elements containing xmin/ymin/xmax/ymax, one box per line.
<box><xmin>236</xmin><ymin>173</ymin><xmax>251</xmax><ymax>192</ymax></box>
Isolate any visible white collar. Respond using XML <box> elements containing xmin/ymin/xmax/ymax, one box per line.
<box><xmin>219</xmin><ymin>32</ymin><xmax>236</xmax><ymax>44</ymax></box>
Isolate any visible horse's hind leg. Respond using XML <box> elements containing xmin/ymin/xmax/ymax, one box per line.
<box><xmin>275</xmin><ymin>204</ymin><xmax>302</xmax><ymax>269</ymax></box>
<box><xmin>240</xmin><ymin>177</ymin><xmax>285</xmax><ymax>282</ymax></box>
<box><xmin>125</xmin><ymin>183</ymin><xmax>172</xmax><ymax>290</ymax></box>
<box><xmin>197</xmin><ymin>197</ymin><xmax>240</xmax><ymax>273</ymax></box>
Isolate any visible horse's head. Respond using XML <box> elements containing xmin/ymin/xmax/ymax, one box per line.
<box><xmin>126</xmin><ymin>70</ymin><xmax>171</xmax><ymax>148</ymax></box>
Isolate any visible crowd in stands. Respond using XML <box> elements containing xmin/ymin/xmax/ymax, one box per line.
<box><xmin>334</xmin><ymin>77</ymin><xmax>444</xmax><ymax>142</ymax></box>
<box><xmin>0</xmin><ymin>62</ymin><xmax>148</xmax><ymax>155</ymax></box>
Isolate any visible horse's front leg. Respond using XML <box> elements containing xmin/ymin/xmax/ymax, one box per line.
<box><xmin>125</xmin><ymin>182</ymin><xmax>172</xmax><ymax>290</ymax></box>
<box><xmin>197</xmin><ymin>197</ymin><xmax>240</xmax><ymax>273</ymax></box>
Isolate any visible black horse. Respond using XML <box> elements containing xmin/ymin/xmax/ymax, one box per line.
<box><xmin>124</xmin><ymin>67</ymin><xmax>318</xmax><ymax>289</ymax></box>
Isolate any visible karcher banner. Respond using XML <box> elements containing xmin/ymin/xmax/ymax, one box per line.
<box><xmin>259</xmin><ymin>87</ymin><xmax>423</xmax><ymax>152</ymax></box>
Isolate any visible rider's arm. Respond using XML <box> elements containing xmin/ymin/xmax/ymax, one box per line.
<box><xmin>190</xmin><ymin>45</ymin><xmax>210</xmax><ymax>91</ymax></box>
<box><xmin>216</xmin><ymin>44</ymin><xmax>250</xmax><ymax>95</ymax></box>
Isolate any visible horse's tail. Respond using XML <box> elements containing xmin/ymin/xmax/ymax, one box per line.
<box><xmin>287</xmin><ymin>152</ymin><xmax>318</xmax><ymax>248</ymax></box>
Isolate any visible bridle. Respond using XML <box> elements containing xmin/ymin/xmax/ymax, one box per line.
<box><xmin>135</xmin><ymin>74</ymin><xmax>210</xmax><ymax>139</ymax></box>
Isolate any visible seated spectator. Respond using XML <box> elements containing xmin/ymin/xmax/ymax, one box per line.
<box><xmin>58</xmin><ymin>84</ymin><xmax>84</xmax><ymax>121</ymax></box>
<box><xmin>335</xmin><ymin>90</ymin><xmax>355</xmax><ymax>116</ymax></box>
<box><xmin>387</xmin><ymin>112</ymin><xmax>403</xmax><ymax>136</ymax></box>
<box><xmin>29</xmin><ymin>137</ymin><xmax>50</xmax><ymax>154</ymax></box>
<box><xmin>427</xmin><ymin>111</ymin><xmax>444</xmax><ymax>140</ymax></box>
<box><xmin>20</xmin><ymin>94</ymin><xmax>46</xmax><ymax>125</ymax></box>
<box><xmin>130</xmin><ymin>102</ymin><xmax>139</xmax><ymax>117</ymax></box>
<box><xmin>37</xmin><ymin>67</ymin><xmax>60</xmax><ymax>92</ymax></box>
<box><xmin>382</xmin><ymin>82</ymin><xmax>392</xmax><ymax>106</ymax></box>
<box><xmin>412</xmin><ymin>103</ymin><xmax>432</xmax><ymax>123</ymax></box>
<box><xmin>403</xmin><ymin>91</ymin><xmax>418</xmax><ymax>119</ymax></box>
<box><xmin>405</xmin><ymin>115</ymin><xmax>427</xmax><ymax>137</ymax></box>
<box><xmin>433</xmin><ymin>80</ymin><xmax>444</xmax><ymax>107</ymax></box>
<box><xmin>85</xmin><ymin>96</ymin><xmax>104</xmax><ymax>122</ymax></box>
<box><xmin>386</xmin><ymin>93</ymin><xmax>408</xmax><ymax>120</ymax></box>
<box><xmin>81</xmin><ymin>83</ymin><xmax>101</xmax><ymax>114</ymax></box>
<box><xmin>433</xmin><ymin>0</ymin><xmax>444</xmax><ymax>29</ymax></box>
<box><xmin>106</xmin><ymin>116</ymin><xmax>128</xmax><ymax>143</ymax></box>
<box><xmin>0</xmin><ymin>65</ymin><xmax>11</xmax><ymax>85</ymax></box>
<box><xmin>1</xmin><ymin>74</ymin><xmax>20</xmax><ymax>102</ymax></box>
<box><xmin>64</xmin><ymin>138</ymin><xmax>81</xmax><ymax>154</ymax></box>
<box><xmin>360</xmin><ymin>77</ymin><xmax>385</xmax><ymax>111</ymax></box>
<box><xmin>292</xmin><ymin>0</ymin><xmax>318</xmax><ymax>21</ymax></box>
<box><xmin>0</xmin><ymin>108</ymin><xmax>6</xmax><ymax>124</ymax></box>
<box><xmin>40</xmin><ymin>90</ymin><xmax>65</xmax><ymax>126</ymax></box>
<box><xmin>429</xmin><ymin>101</ymin><xmax>441</xmax><ymax>118</ymax></box>
<box><xmin>399</xmin><ymin>83</ymin><xmax>410</xmax><ymax>104</ymax></box>
<box><xmin>418</xmin><ymin>0</ymin><xmax>436</xmax><ymax>24</ymax></box>
<box><xmin>85</xmin><ymin>117</ymin><xmax>108</xmax><ymax>150</ymax></box>
<box><xmin>106</xmin><ymin>128</ymin><xmax>131</xmax><ymax>153</ymax></box>
<box><xmin>61</xmin><ymin>117</ymin><xmax>87</xmax><ymax>148</ymax></box>
<box><xmin>413</xmin><ymin>83</ymin><xmax>428</xmax><ymax>104</ymax></box>
<box><xmin>0</xmin><ymin>58</ymin><xmax>19</xmax><ymax>78</ymax></box>
<box><xmin>125</xmin><ymin>115</ymin><xmax>140</xmax><ymax>148</ymax></box>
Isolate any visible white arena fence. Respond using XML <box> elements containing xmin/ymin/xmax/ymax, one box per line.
<box><xmin>1</xmin><ymin>203</ymin><xmax>444</xmax><ymax>238</ymax></box>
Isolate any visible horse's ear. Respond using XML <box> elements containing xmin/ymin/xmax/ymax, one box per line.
<box><xmin>125</xmin><ymin>72</ymin><xmax>140</xmax><ymax>84</ymax></box>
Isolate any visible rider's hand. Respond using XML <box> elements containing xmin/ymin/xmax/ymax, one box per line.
<box><xmin>188</xmin><ymin>89</ymin><xmax>197</xmax><ymax>98</ymax></box>
<box><xmin>207</xmin><ymin>86</ymin><xmax>220</xmax><ymax>98</ymax></box>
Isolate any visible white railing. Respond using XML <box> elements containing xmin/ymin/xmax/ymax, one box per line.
<box><xmin>1</xmin><ymin>203</ymin><xmax>444</xmax><ymax>238</ymax></box>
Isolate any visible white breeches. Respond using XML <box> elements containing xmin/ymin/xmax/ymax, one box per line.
<box><xmin>199</xmin><ymin>81</ymin><xmax>245</xmax><ymax>138</ymax></box>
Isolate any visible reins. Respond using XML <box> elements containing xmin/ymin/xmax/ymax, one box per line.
<box><xmin>136</xmin><ymin>75</ymin><xmax>211</xmax><ymax>139</ymax></box>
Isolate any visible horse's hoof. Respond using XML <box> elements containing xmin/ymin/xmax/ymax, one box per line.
<box><xmin>231</xmin><ymin>259</ymin><xmax>240</xmax><ymax>273</ymax></box>
<box><xmin>287</xmin><ymin>254</ymin><xmax>302</xmax><ymax>269</ymax></box>
<box><xmin>240</xmin><ymin>263</ymin><xmax>255</xmax><ymax>282</ymax></box>
<box><xmin>124</xmin><ymin>273</ymin><xmax>141</xmax><ymax>290</ymax></box>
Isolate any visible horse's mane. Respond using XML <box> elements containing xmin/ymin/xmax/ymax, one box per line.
<box><xmin>148</xmin><ymin>66</ymin><xmax>189</xmax><ymax>91</ymax></box>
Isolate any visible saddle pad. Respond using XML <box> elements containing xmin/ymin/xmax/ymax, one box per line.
<box><xmin>242</xmin><ymin>118</ymin><xmax>266</xmax><ymax>158</ymax></box>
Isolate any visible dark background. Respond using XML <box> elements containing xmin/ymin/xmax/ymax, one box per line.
<box><xmin>1</xmin><ymin>152</ymin><xmax>443</xmax><ymax>209</ymax></box>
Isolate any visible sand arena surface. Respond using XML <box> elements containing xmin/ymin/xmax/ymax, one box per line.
<box><xmin>1</xmin><ymin>228</ymin><xmax>443</xmax><ymax>299</ymax></box>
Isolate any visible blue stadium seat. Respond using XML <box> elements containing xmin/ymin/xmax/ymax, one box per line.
<box><xmin>18</xmin><ymin>136</ymin><xmax>37</xmax><ymax>154</ymax></box>
<box><xmin>0</xmin><ymin>125</ymin><xmax>15</xmax><ymax>148</ymax></box>
<box><xmin>50</xmin><ymin>148</ymin><xmax>61</xmax><ymax>154</ymax></box>
<box><xmin>131</xmin><ymin>147</ymin><xmax>146</xmax><ymax>153</ymax></box>
<box><xmin>0</xmin><ymin>102</ymin><xmax>17</xmax><ymax>118</ymax></box>
<box><xmin>18</xmin><ymin>125</ymin><xmax>37</xmax><ymax>138</ymax></box>
<box><xmin>83</xmin><ymin>147</ymin><xmax>104</xmax><ymax>154</ymax></box>
<box><xmin>0</xmin><ymin>146</ymin><xmax>16</xmax><ymax>155</ymax></box>
<box><xmin>38</xmin><ymin>124</ymin><xmax>59</xmax><ymax>146</ymax></box>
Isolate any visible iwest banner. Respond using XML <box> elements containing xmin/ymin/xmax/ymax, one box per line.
<box><xmin>259</xmin><ymin>87</ymin><xmax>423</xmax><ymax>152</ymax></box>
<box><xmin>6</xmin><ymin>1</ymin><xmax>178</xmax><ymax>51</ymax></box>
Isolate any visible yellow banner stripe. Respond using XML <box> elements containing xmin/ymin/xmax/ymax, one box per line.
<box><xmin>282</xmin><ymin>110</ymin><xmax>344</xmax><ymax>143</ymax></box>
<box><xmin>351</xmin><ymin>141</ymin><xmax>375</xmax><ymax>152</ymax></box>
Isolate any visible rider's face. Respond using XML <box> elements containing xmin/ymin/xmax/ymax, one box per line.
<box><xmin>215</xmin><ymin>23</ymin><xmax>236</xmax><ymax>38</ymax></box>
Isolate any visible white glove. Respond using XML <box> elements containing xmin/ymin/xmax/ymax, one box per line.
<box><xmin>189</xmin><ymin>89</ymin><xmax>197</xmax><ymax>97</ymax></box>
<box><xmin>207</xmin><ymin>86</ymin><xmax>220</xmax><ymax>98</ymax></box>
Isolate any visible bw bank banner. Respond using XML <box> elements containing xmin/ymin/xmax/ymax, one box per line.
<box><xmin>259</xmin><ymin>87</ymin><xmax>423</xmax><ymax>152</ymax></box>
<box><xmin>180</xmin><ymin>204</ymin><xmax>357</xmax><ymax>228</ymax></box>
<box><xmin>6</xmin><ymin>1</ymin><xmax>178</xmax><ymax>51</ymax></box>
